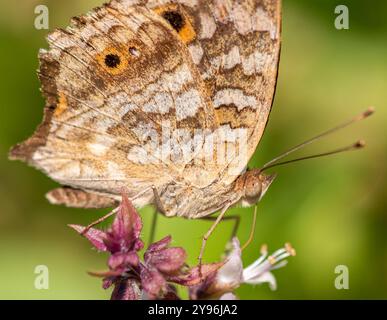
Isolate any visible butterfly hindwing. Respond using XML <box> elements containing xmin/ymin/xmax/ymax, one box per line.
<box><xmin>145</xmin><ymin>0</ymin><xmax>282</xmax><ymax>184</ymax></box>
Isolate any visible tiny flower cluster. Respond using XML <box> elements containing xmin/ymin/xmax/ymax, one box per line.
<box><xmin>70</xmin><ymin>192</ymin><xmax>295</xmax><ymax>300</ymax></box>
<box><xmin>70</xmin><ymin>192</ymin><xmax>221</xmax><ymax>300</ymax></box>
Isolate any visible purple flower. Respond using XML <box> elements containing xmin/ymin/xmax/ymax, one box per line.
<box><xmin>69</xmin><ymin>191</ymin><xmax>143</xmax><ymax>274</ymax></box>
<box><xmin>70</xmin><ymin>191</ymin><xmax>222</xmax><ymax>300</ymax></box>
<box><xmin>140</xmin><ymin>235</ymin><xmax>186</xmax><ymax>299</ymax></box>
<box><xmin>139</xmin><ymin>235</ymin><xmax>223</xmax><ymax>299</ymax></box>
<box><xmin>70</xmin><ymin>192</ymin><xmax>294</xmax><ymax>300</ymax></box>
<box><xmin>110</xmin><ymin>278</ymin><xmax>142</xmax><ymax>300</ymax></box>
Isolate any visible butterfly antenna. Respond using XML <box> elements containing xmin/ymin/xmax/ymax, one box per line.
<box><xmin>260</xmin><ymin>140</ymin><xmax>365</xmax><ymax>172</ymax></box>
<box><xmin>260</xmin><ymin>107</ymin><xmax>374</xmax><ymax>171</ymax></box>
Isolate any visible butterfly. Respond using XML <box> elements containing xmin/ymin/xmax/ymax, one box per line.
<box><xmin>9</xmin><ymin>0</ymin><xmax>372</xmax><ymax>264</ymax></box>
<box><xmin>10</xmin><ymin>0</ymin><xmax>281</xmax><ymax>213</ymax></box>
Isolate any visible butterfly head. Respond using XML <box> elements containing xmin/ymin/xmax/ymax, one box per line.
<box><xmin>240</xmin><ymin>169</ymin><xmax>276</xmax><ymax>207</ymax></box>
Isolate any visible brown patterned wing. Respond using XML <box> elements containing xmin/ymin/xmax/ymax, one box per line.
<box><xmin>9</xmin><ymin>0</ymin><xmax>281</xmax><ymax>216</ymax></box>
<box><xmin>145</xmin><ymin>0</ymin><xmax>282</xmax><ymax>184</ymax></box>
<box><xmin>9</xmin><ymin>2</ymin><xmax>220</xmax><ymax>207</ymax></box>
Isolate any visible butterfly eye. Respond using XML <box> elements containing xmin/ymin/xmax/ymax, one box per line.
<box><xmin>104</xmin><ymin>54</ymin><xmax>121</xmax><ymax>68</ymax></box>
<box><xmin>245</xmin><ymin>177</ymin><xmax>262</xmax><ymax>199</ymax></box>
<box><xmin>161</xmin><ymin>10</ymin><xmax>185</xmax><ymax>33</ymax></box>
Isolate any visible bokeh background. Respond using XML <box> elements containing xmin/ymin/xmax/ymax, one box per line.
<box><xmin>0</xmin><ymin>0</ymin><xmax>386</xmax><ymax>299</ymax></box>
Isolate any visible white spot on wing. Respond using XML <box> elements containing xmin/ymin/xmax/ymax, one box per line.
<box><xmin>108</xmin><ymin>91</ymin><xmax>128</xmax><ymax>108</ymax></box>
<box><xmin>104</xmin><ymin>91</ymin><xmax>138</xmax><ymax>118</ymax></box>
<box><xmin>87</xmin><ymin>135</ymin><xmax>115</xmax><ymax>157</ymax></box>
<box><xmin>223</xmin><ymin>46</ymin><xmax>241</xmax><ymax>70</ymax></box>
<box><xmin>88</xmin><ymin>142</ymin><xmax>109</xmax><ymax>157</ymax></box>
<box><xmin>213</xmin><ymin>89</ymin><xmax>258</xmax><ymax>111</ymax></box>
<box><xmin>231</xmin><ymin>3</ymin><xmax>252</xmax><ymax>35</ymax></box>
<box><xmin>189</xmin><ymin>43</ymin><xmax>204</xmax><ymax>65</ymax></box>
<box><xmin>199</xmin><ymin>12</ymin><xmax>217</xmax><ymax>39</ymax></box>
<box><xmin>242</xmin><ymin>51</ymin><xmax>274</xmax><ymax>75</ymax></box>
<box><xmin>143</xmin><ymin>92</ymin><xmax>173</xmax><ymax>114</ymax></box>
<box><xmin>175</xmin><ymin>89</ymin><xmax>202</xmax><ymax>121</ymax></box>
<box><xmin>166</xmin><ymin>64</ymin><xmax>193</xmax><ymax>92</ymax></box>
<box><xmin>253</xmin><ymin>8</ymin><xmax>278</xmax><ymax>40</ymax></box>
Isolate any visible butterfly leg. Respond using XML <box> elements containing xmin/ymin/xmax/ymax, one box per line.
<box><xmin>147</xmin><ymin>185</ymin><xmax>167</xmax><ymax>244</ymax></box>
<box><xmin>152</xmin><ymin>185</ymin><xmax>166</xmax><ymax>214</ymax></box>
<box><xmin>80</xmin><ymin>186</ymin><xmax>171</xmax><ymax>237</ymax></box>
<box><xmin>198</xmin><ymin>202</ymin><xmax>232</xmax><ymax>277</ymax></box>
<box><xmin>201</xmin><ymin>206</ymin><xmax>258</xmax><ymax>252</ymax></box>
<box><xmin>81</xmin><ymin>207</ymin><xmax>119</xmax><ymax>235</ymax></box>
<box><xmin>148</xmin><ymin>208</ymin><xmax>159</xmax><ymax>245</ymax></box>
<box><xmin>201</xmin><ymin>215</ymin><xmax>240</xmax><ymax>242</ymax></box>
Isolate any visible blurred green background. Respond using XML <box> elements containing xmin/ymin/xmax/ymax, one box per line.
<box><xmin>0</xmin><ymin>0</ymin><xmax>386</xmax><ymax>299</ymax></box>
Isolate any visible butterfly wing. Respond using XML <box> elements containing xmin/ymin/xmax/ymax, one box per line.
<box><xmin>145</xmin><ymin>0</ymin><xmax>282</xmax><ymax>185</ymax></box>
<box><xmin>10</xmin><ymin>2</ymin><xmax>219</xmax><ymax>206</ymax></box>
<box><xmin>9</xmin><ymin>0</ymin><xmax>281</xmax><ymax>215</ymax></box>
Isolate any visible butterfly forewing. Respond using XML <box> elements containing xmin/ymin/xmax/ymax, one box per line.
<box><xmin>10</xmin><ymin>0</ymin><xmax>281</xmax><ymax>217</ymax></box>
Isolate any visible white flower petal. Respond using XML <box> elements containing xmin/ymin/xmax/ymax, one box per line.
<box><xmin>219</xmin><ymin>292</ymin><xmax>238</xmax><ymax>300</ymax></box>
<box><xmin>243</xmin><ymin>259</ymin><xmax>272</xmax><ymax>282</ymax></box>
<box><xmin>216</xmin><ymin>238</ymin><xmax>243</xmax><ymax>287</ymax></box>
<box><xmin>244</xmin><ymin>271</ymin><xmax>277</xmax><ymax>291</ymax></box>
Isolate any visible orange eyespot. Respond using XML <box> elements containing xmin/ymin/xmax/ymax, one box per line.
<box><xmin>154</xmin><ymin>5</ymin><xmax>196</xmax><ymax>44</ymax></box>
<box><xmin>96</xmin><ymin>43</ymin><xmax>141</xmax><ymax>75</ymax></box>
<box><xmin>97</xmin><ymin>47</ymin><xmax>127</xmax><ymax>75</ymax></box>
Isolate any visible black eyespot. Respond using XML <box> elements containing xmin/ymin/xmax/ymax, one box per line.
<box><xmin>162</xmin><ymin>10</ymin><xmax>185</xmax><ymax>32</ymax></box>
<box><xmin>104</xmin><ymin>54</ymin><xmax>121</xmax><ymax>68</ymax></box>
